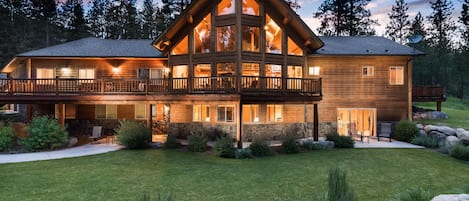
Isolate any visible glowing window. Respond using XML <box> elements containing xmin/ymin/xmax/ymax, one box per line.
<box><xmin>309</xmin><ymin>66</ymin><xmax>320</xmax><ymax>76</ymax></box>
<box><xmin>217</xmin><ymin>63</ymin><xmax>236</xmax><ymax>76</ymax></box>
<box><xmin>242</xmin><ymin>0</ymin><xmax>259</xmax><ymax>16</ymax></box>
<box><xmin>265</xmin><ymin>14</ymin><xmax>282</xmax><ymax>54</ymax></box>
<box><xmin>288</xmin><ymin>37</ymin><xmax>303</xmax><ymax>56</ymax></box>
<box><xmin>266</xmin><ymin>64</ymin><xmax>282</xmax><ymax>77</ymax></box>
<box><xmin>389</xmin><ymin>66</ymin><xmax>404</xmax><ymax>85</ymax></box>
<box><xmin>194</xmin><ymin>14</ymin><xmax>211</xmax><ymax>53</ymax></box>
<box><xmin>267</xmin><ymin>104</ymin><xmax>283</xmax><ymax>122</ymax></box>
<box><xmin>193</xmin><ymin>105</ymin><xmax>211</xmax><ymax>122</ymax></box>
<box><xmin>36</xmin><ymin>68</ymin><xmax>54</xmax><ymax>85</ymax></box>
<box><xmin>242</xmin><ymin>63</ymin><xmax>260</xmax><ymax>76</ymax></box>
<box><xmin>171</xmin><ymin>36</ymin><xmax>188</xmax><ymax>55</ymax></box>
<box><xmin>218</xmin><ymin>0</ymin><xmax>235</xmax><ymax>15</ymax></box>
<box><xmin>362</xmin><ymin>66</ymin><xmax>374</xmax><ymax>77</ymax></box>
<box><xmin>96</xmin><ymin>104</ymin><xmax>117</xmax><ymax>119</ymax></box>
<box><xmin>242</xmin><ymin>104</ymin><xmax>259</xmax><ymax>123</ymax></box>
<box><xmin>217</xmin><ymin>26</ymin><xmax>236</xmax><ymax>52</ymax></box>
<box><xmin>217</xmin><ymin>105</ymin><xmax>234</xmax><ymax>122</ymax></box>
<box><xmin>135</xmin><ymin>104</ymin><xmax>146</xmax><ymax>119</ymax></box>
<box><xmin>194</xmin><ymin>64</ymin><xmax>211</xmax><ymax>77</ymax></box>
<box><xmin>242</xmin><ymin>26</ymin><xmax>260</xmax><ymax>52</ymax></box>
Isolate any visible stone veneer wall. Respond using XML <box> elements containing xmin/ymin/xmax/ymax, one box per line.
<box><xmin>168</xmin><ymin>123</ymin><xmax>237</xmax><ymax>140</ymax></box>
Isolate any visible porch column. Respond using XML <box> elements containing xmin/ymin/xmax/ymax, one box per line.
<box><xmin>55</xmin><ymin>104</ymin><xmax>65</xmax><ymax>128</ymax></box>
<box><xmin>313</xmin><ymin>103</ymin><xmax>319</xmax><ymax>141</ymax></box>
<box><xmin>25</xmin><ymin>104</ymin><xmax>32</xmax><ymax>122</ymax></box>
<box><xmin>147</xmin><ymin>103</ymin><xmax>152</xmax><ymax>128</ymax></box>
<box><xmin>237</xmin><ymin>102</ymin><xmax>243</xmax><ymax>149</ymax></box>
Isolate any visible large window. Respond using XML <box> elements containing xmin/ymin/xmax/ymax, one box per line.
<box><xmin>79</xmin><ymin>68</ymin><xmax>95</xmax><ymax>79</ymax></box>
<box><xmin>218</xmin><ymin>0</ymin><xmax>235</xmax><ymax>15</ymax></box>
<box><xmin>217</xmin><ymin>26</ymin><xmax>236</xmax><ymax>52</ymax></box>
<box><xmin>288</xmin><ymin>37</ymin><xmax>303</xmax><ymax>56</ymax></box>
<box><xmin>217</xmin><ymin>105</ymin><xmax>234</xmax><ymax>122</ymax></box>
<box><xmin>242</xmin><ymin>0</ymin><xmax>259</xmax><ymax>15</ymax></box>
<box><xmin>193</xmin><ymin>105</ymin><xmax>210</xmax><ymax>122</ymax></box>
<box><xmin>138</xmin><ymin>68</ymin><xmax>163</xmax><ymax>79</ymax></box>
<box><xmin>266</xmin><ymin>64</ymin><xmax>282</xmax><ymax>89</ymax></box>
<box><xmin>135</xmin><ymin>104</ymin><xmax>146</xmax><ymax>119</ymax></box>
<box><xmin>96</xmin><ymin>104</ymin><xmax>117</xmax><ymax>119</ymax></box>
<box><xmin>267</xmin><ymin>104</ymin><xmax>283</xmax><ymax>122</ymax></box>
<box><xmin>242</xmin><ymin>26</ymin><xmax>260</xmax><ymax>52</ymax></box>
<box><xmin>194</xmin><ymin>64</ymin><xmax>211</xmax><ymax>89</ymax></box>
<box><xmin>242</xmin><ymin>104</ymin><xmax>259</xmax><ymax>123</ymax></box>
<box><xmin>36</xmin><ymin>68</ymin><xmax>54</xmax><ymax>85</ymax></box>
<box><xmin>171</xmin><ymin>36</ymin><xmax>188</xmax><ymax>55</ymax></box>
<box><xmin>217</xmin><ymin>63</ymin><xmax>235</xmax><ymax>76</ymax></box>
<box><xmin>389</xmin><ymin>66</ymin><xmax>404</xmax><ymax>85</ymax></box>
<box><xmin>194</xmin><ymin>14</ymin><xmax>211</xmax><ymax>53</ymax></box>
<box><xmin>287</xmin><ymin>65</ymin><xmax>302</xmax><ymax>89</ymax></box>
<box><xmin>265</xmin><ymin>14</ymin><xmax>282</xmax><ymax>54</ymax></box>
<box><xmin>173</xmin><ymin>65</ymin><xmax>188</xmax><ymax>89</ymax></box>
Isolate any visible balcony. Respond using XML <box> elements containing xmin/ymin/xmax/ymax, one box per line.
<box><xmin>412</xmin><ymin>86</ymin><xmax>447</xmax><ymax>111</ymax></box>
<box><xmin>0</xmin><ymin>77</ymin><xmax>321</xmax><ymax>102</ymax></box>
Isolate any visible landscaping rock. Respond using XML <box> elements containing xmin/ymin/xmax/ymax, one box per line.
<box><xmin>417</xmin><ymin>124</ymin><xmax>424</xmax><ymax>130</ymax></box>
<box><xmin>456</xmin><ymin>128</ymin><xmax>467</xmax><ymax>137</ymax></box>
<box><xmin>436</xmin><ymin>126</ymin><xmax>457</xmax><ymax>136</ymax></box>
<box><xmin>419</xmin><ymin>129</ymin><xmax>428</xmax><ymax>137</ymax></box>
<box><xmin>316</xmin><ymin>141</ymin><xmax>335</xmax><ymax>149</ymax></box>
<box><xmin>424</xmin><ymin>125</ymin><xmax>436</xmax><ymax>133</ymax></box>
<box><xmin>445</xmin><ymin>136</ymin><xmax>461</xmax><ymax>149</ymax></box>
<box><xmin>459</xmin><ymin>132</ymin><xmax>469</xmax><ymax>145</ymax></box>
<box><xmin>68</xmin><ymin>137</ymin><xmax>78</xmax><ymax>147</ymax></box>
<box><xmin>431</xmin><ymin>111</ymin><xmax>448</xmax><ymax>119</ymax></box>
<box><xmin>431</xmin><ymin>194</ymin><xmax>469</xmax><ymax>201</ymax></box>
<box><xmin>429</xmin><ymin>131</ymin><xmax>447</xmax><ymax>143</ymax></box>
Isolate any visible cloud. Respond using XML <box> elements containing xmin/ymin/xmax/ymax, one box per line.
<box><xmin>407</xmin><ymin>0</ymin><xmax>432</xmax><ymax>7</ymax></box>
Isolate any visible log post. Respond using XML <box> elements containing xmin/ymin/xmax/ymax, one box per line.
<box><xmin>313</xmin><ymin>103</ymin><xmax>319</xmax><ymax>141</ymax></box>
<box><xmin>237</xmin><ymin>102</ymin><xmax>243</xmax><ymax>149</ymax></box>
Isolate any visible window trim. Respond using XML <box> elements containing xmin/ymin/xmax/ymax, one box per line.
<box><xmin>217</xmin><ymin>105</ymin><xmax>235</xmax><ymax>123</ymax></box>
<box><xmin>193</xmin><ymin>104</ymin><xmax>211</xmax><ymax>122</ymax></box>
<box><xmin>389</xmin><ymin>66</ymin><xmax>404</xmax><ymax>85</ymax></box>
<box><xmin>362</xmin><ymin>66</ymin><xmax>375</xmax><ymax>77</ymax></box>
<box><xmin>267</xmin><ymin>104</ymin><xmax>283</xmax><ymax>123</ymax></box>
<box><xmin>135</xmin><ymin>104</ymin><xmax>147</xmax><ymax>120</ymax></box>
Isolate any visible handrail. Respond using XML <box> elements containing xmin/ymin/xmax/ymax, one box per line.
<box><xmin>0</xmin><ymin>77</ymin><xmax>322</xmax><ymax>96</ymax></box>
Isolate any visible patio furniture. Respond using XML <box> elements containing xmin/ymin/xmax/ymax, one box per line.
<box><xmin>378</xmin><ymin>122</ymin><xmax>392</xmax><ymax>142</ymax></box>
<box><xmin>89</xmin><ymin>126</ymin><xmax>102</xmax><ymax>143</ymax></box>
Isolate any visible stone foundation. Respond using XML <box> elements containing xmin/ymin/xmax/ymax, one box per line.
<box><xmin>319</xmin><ymin>122</ymin><xmax>337</xmax><ymax>136</ymax></box>
<box><xmin>242</xmin><ymin>123</ymin><xmax>312</xmax><ymax>141</ymax></box>
<box><xmin>168</xmin><ymin>123</ymin><xmax>237</xmax><ymax>140</ymax></box>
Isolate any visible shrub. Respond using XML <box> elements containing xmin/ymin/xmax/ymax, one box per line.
<box><xmin>236</xmin><ymin>148</ymin><xmax>254</xmax><ymax>159</ymax></box>
<box><xmin>164</xmin><ymin>134</ymin><xmax>180</xmax><ymax>149</ymax></box>
<box><xmin>215</xmin><ymin>137</ymin><xmax>236</xmax><ymax>158</ymax></box>
<box><xmin>187</xmin><ymin>132</ymin><xmax>207</xmax><ymax>152</ymax></box>
<box><xmin>302</xmin><ymin>140</ymin><xmax>327</xmax><ymax>151</ymax></box>
<box><xmin>393</xmin><ymin>187</ymin><xmax>435</xmax><ymax>201</ymax></box>
<box><xmin>249</xmin><ymin>138</ymin><xmax>273</xmax><ymax>157</ymax></box>
<box><xmin>0</xmin><ymin>123</ymin><xmax>14</xmax><ymax>151</ymax></box>
<box><xmin>116</xmin><ymin>120</ymin><xmax>152</xmax><ymax>149</ymax></box>
<box><xmin>21</xmin><ymin>116</ymin><xmax>68</xmax><ymax>151</ymax></box>
<box><xmin>325</xmin><ymin>133</ymin><xmax>354</xmax><ymax>148</ymax></box>
<box><xmin>411</xmin><ymin>135</ymin><xmax>439</xmax><ymax>148</ymax></box>
<box><xmin>206</xmin><ymin>127</ymin><xmax>228</xmax><ymax>141</ymax></box>
<box><xmin>449</xmin><ymin>144</ymin><xmax>469</xmax><ymax>161</ymax></box>
<box><xmin>281</xmin><ymin>135</ymin><xmax>301</xmax><ymax>154</ymax></box>
<box><xmin>326</xmin><ymin>167</ymin><xmax>355</xmax><ymax>201</ymax></box>
<box><xmin>394</xmin><ymin>120</ymin><xmax>418</xmax><ymax>142</ymax></box>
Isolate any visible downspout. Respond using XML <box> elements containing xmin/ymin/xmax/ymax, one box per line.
<box><xmin>407</xmin><ymin>57</ymin><xmax>413</xmax><ymax>121</ymax></box>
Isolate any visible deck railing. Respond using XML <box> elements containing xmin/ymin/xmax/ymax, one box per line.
<box><xmin>0</xmin><ymin>77</ymin><xmax>322</xmax><ymax>96</ymax></box>
<box><xmin>412</xmin><ymin>86</ymin><xmax>446</xmax><ymax>99</ymax></box>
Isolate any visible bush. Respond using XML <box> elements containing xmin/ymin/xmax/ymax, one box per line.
<box><xmin>206</xmin><ymin>127</ymin><xmax>228</xmax><ymax>141</ymax></box>
<box><xmin>394</xmin><ymin>120</ymin><xmax>418</xmax><ymax>142</ymax></box>
<box><xmin>302</xmin><ymin>140</ymin><xmax>327</xmax><ymax>151</ymax></box>
<box><xmin>187</xmin><ymin>132</ymin><xmax>207</xmax><ymax>152</ymax></box>
<box><xmin>411</xmin><ymin>135</ymin><xmax>439</xmax><ymax>148</ymax></box>
<box><xmin>215</xmin><ymin>137</ymin><xmax>236</xmax><ymax>158</ymax></box>
<box><xmin>281</xmin><ymin>135</ymin><xmax>301</xmax><ymax>154</ymax></box>
<box><xmin>236</xmin><ymin>148</ymin><xmax>254</xmax><ymax>159</ymax></box>
<box><xmin>0</xmin><ymin>123</ymin><xmax>14</xmax><ymax>151</ymax></box>
<box><xmin>21</xmin><ymin>116</ymin><xmax>68</xmax><ymax>151</ymax></box>
<box><xmin>325</xmin><ymin>133</ymin><xmax>354</xmax><ymax>148</ymax></box>
<box><xmin>249</xmin><ymin>138</ymin><xmax>273</xmax><ymax>157</ymax></box>
<box><xmin>116</xmin><ymin>120</ymin><xmax>152</xmax><ymax>149</ymax></box>
<box><xmin>164</xmin><ymin>134</ymin><xmax>180</xmax><ymax>149</ymax></box>
<box><xmin>393</xmin><ymin>187</ymin><xmax>435</xmax><ymax>201</ymax></box>
<box><xmin>326</xmin><ymin>167</ymin><xmax>355</xmax><ymax>201</ymax></box>
<box><xmin>449</xmin><ymin>144</ymin><xmax>469</xmax><ymax>161</ymax></box>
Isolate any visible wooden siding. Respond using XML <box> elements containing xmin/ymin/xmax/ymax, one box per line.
<box><xmin>170</xmin><ymin>104</ymin><xmax>192</xmax><ymax>122</ymax></box>
<box><xmin>307</xmin><ymin>56</ymin><xmax>411</xmax><ymax>122</ymax></box>
<box><xmin>117</xmin><ymin>105</ymin><xmax>134</xmax><ymax>119</ymax></box>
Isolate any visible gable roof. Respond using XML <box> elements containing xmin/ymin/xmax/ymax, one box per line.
<box><xmin>153</xmin><ymin>0</ymin><xmax>324</xmax><ymax>53</ymax></box>
<box><xmin>315</xmin><ymin>36</ymin><xmax>425</xmax><ymax>56</ymax></box>
<box><xmin>18</xmin><ymin>37</ymin><xmax>162</xmax><ymax>58</ymax></box>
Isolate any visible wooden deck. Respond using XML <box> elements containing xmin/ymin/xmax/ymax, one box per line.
<box><xmin>412</xmin><ymin>86</ymin><xmax>446</xmax><ymax>111</ymax></box>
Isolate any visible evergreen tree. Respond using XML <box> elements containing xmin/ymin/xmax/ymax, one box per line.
<box><xmin>385</xmin><ymin>0</ymin><xmax>410</xmax><ymax>44</ymax></box>
<box><xmin>286</xmin><ymin>0</ymin><xmax>301</xmax><ymax>11</ymax></box>
<box><xmin>122</xmin><ymin>0</ymin><xmax>139</xmax><ymax>39</ymax></box>
<box><xmin>30</xmin><ymin>0</ymin><xmax>59</xmax><ymax>47</ymax></box>
<box><xmin>161</xmin><ymin>0</ymin><xmax>191</xmax><ymax>29</ymax></box>
<box><xmin>408</xmin><ymin>12</ymin><xmax>432</xmax><ymax>86</ymax></box>
<box><xmin>314</xmin><ymin>0</ymin><xmax>378</xmax><ymax>36</ymax></box>
<box><xmin>460</xmin><ymin>0</ymin><xmax>469</xmax><ymax>50</ymax></box>
<box><xmin>105</xmin><ymin>0</ymin><xmax>140</xmax><ymax>39</ymax></box>
<box><xmin>57</xmin><ymin>0</ymin><xmax>88</xmax><ymax>42</ymax></box>
<box><xmin>87</xmin><ymin>0</ymin><xmax>110</xmax><ymax>38</ymax></box>
<box><xmin>140</xmin><ymin>0</ymin><xmax>157</xmax><ymax>39</ymax></box>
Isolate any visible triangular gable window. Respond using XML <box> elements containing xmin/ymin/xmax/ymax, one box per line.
<box><xmin>218</xmin><ymin>0</ymin><xmax>235</xmax><ymax>15</ymax></box>
<box><xmin>288</xmin><ymin>37</ymin><xmax>303</xmax><ymax>56</ymax></box>
<box><xmin>265</xmin><ymin>14</ymin><xmax>282</xmax><ymax>54</ymax></box>
<box><xmin>194</xmin><ymin>13</ymin><xmax>212</xmax><ymax>53</ymax></box>
<box><xmin>242</xmin><ymin>0</ymin><xmax>259</xmax><ymax>16</ymax></box>
<box><xmin>171</xmin><ymin>36</ymin><xmax>188</xmax><ymax>55</ymax></box>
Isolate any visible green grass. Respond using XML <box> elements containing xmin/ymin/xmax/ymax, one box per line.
<box><xmin>414</xmin><ymin>97</ymin><xmax>469</xmax><ymax>129</ymax></box>
<box><xmin>1</xmin><ymin>149</ymin><xmax>469</xmax><ymax>201</ymax></box>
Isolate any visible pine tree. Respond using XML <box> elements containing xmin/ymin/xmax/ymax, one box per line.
<box><xmin>408</xmin><ymin>12</ymin><xmax>432</xmax><ymax>86</ymax></box>
<box><xmin>30</xmin><ymin>0</ymin><xmax>59</xmax><ymax>47</ymax></box>
<box><xmin>385</xmin><ymin>0</ymin><xmax>410</xmax><ymax>44</ymax></box>
<box><xmin>460</xmin><ymin>0</ymin><xmax>469</xmax><ymax>50</ymax></box>
<box><xmin>140</xmin><ymin>0</ymin><xmax>157</xmax><ymax>39</ymax></box>
<box><xmin>87</xmin><ymin>0</ymin><xmax>110</xmax><ymax>38</ymax></box>
<box><xmin>314</xmin><ymin>0</ymin><xmax>378</xmax><ymax>36</ymax></box>
<box><xmin>122</xmin><ymin>0</ymin><xmax>139</xmax><ymax>39</ymax></box>
<box><xmin>161</xmin><ymin>0</ymin><xmax>191</xmax><ymax>29</ymax></box>
<box><xmin>285</xmin><ymin>0</ymin><xmax>301</xmax><ymax>11</ymax></box>
<box><xmin>57</xmin><ymin>0</ymin><xmax>88</xmax><ymax>42</ymax></box>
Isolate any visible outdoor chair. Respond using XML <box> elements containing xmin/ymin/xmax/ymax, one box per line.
<box><xmin>378</xmin><ymin>122</ymin><xmax>392</xmax><ymax>142</ymax></box>
<box><xmin>88</xmin><ymin>126</ymin><xmax>102</xmax><ymax>143</ymax></box>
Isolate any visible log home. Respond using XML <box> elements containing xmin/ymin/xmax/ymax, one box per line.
<box><xmin>0</xmin><ymin>0</ymin><xmax>423</xmax><ymax>146</ymax></box>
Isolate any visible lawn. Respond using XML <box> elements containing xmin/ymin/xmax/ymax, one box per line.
<box><xmin>414</xmin><ymin>97</ymin><xmax>469</xmax><ymax>129</ymax></box>
<box><xmin>1</xmin><ymin>149</ymin><xmax>469</xmax><ymax>201</ymax></box>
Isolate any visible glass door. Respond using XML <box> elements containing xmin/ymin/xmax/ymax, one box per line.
<box><xmin>337</xmin><ymin>108</ymin><xmax>377</xmax><ymax>137</ymax></box>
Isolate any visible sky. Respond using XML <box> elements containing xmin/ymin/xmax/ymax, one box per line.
<box><xmin>295</xmin><ymin>0</ymin><xmax>464</xmax><ymax>37</ymax></box>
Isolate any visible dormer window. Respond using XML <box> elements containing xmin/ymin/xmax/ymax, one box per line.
<box><xmin>171</xmin><ymin>36</ymin><xmax>188</xmax><ymax>55</ymax></box>
<box><xmin>217</xmin><ymin>26</ymin><xmax>236</xmax><ymax>52</ymax></box>
<box><xmin>218</xmin><ymin>0</ymin><xmax>235</xmax><ymax>15</ymax></box>
<box><xmin>265</xmin><ymin>14</ymin><xmax>282</xmax><ymax>54</ymax></box>
<box><xmin>242</xmin><ymin>0</ymin><xmax>259</xmax><ymax>16</ymax></box>
<box><xmin>194</xmin><ymin>14</ymin><xmax>212</xmax><ymax>54</ymax></box>
<box><xmin>242</xmin><ymin>26</ymin><xmax>260</xmax><ymax>52</ymax></box>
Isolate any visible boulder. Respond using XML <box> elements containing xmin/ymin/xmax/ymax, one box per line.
<box><xmin>68</xmin><ymin>137</ymin><xmax>78</xmax><ymax>147</ymax></box>
<box><xmin>456</xmin><ymin>128</ymin><xmax>468</xmax><ymax>138</ymax></box>
<box><xmin>431</xmin><ymin>194</ymin><xmax>469</xmax><ymax>201</ymax></box>
<box><xmin>436</xmin><ymin>126</ymin><xmax>456</xmax><ymax>136</ymax></box>
<box><xmin>419</xmin><ymin>129</ymin><xmax>428</xmax><ymax>137</ymax></box>
<box><xmin>417</xmin><ymin>124</ymin><xmax>424</xmax><ymax>130</ymax></box>
<box><xmin>445</xmin><ymin>136</ymin><xmax>461</xmax><ymax>149</ymax></box>
<box><xmin>429</xmin><ymin>131</ymin><xmax>447</xmax><ymax>143</ymax></box>
<box><xmin>424</xmin><ymin>125</ymin><xmax>436</xmax><ymax>133</ymax></box>
<box><xmin>459</xmin><ymin>131</ymin><xmax>469</xmax><ymax>145</ymax></box>
<box><xmin>431</xmin><ymin>111</ymin><xmax>448</xmax><ymax>119</ymax></box>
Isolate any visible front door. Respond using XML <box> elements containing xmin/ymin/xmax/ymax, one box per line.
<box><xmin>337</xmin><ymin>108</ymin><xmax>377</xmax><ymax>137</ymax></box>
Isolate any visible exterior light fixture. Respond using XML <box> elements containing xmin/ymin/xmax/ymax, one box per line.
<box><xmin>112</xmin><ymin>67</ymin><xmax>120</xmax><ymax>74</ymax></box>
